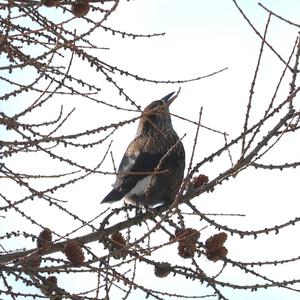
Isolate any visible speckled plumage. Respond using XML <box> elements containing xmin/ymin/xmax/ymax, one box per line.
<box><xmin>101</xmin><ymin>92</ymin><xmax>185</xmax><ymax>207</ymax></box>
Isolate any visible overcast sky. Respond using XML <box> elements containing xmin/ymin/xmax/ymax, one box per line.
<box><xmin>2</xmin><ymin>1</ymin><xmax>300</xmax><ymax>299</ymax></box>
<box><xmin>101</xmin><ymin>1</ymin><xmax>300</xmax><ymax>299</ymax></box>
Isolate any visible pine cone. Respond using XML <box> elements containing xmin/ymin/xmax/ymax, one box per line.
<box><xmin>174</xmin><ymin>228</ymin><xmax>200</xmax><ymax>259</ymax></box>
<box><xmin>37</xmin><ymin>228</ymin><xmax>52</xmax><ymax>249</ymax></box>
<box><xmin>111</xmin><ymin>232</ymin><xmax>126</xmax><ymax>247</ymax></box>
<box><xmin>192</xmin><ymin>174</ymin><xmax>209</xmax><ymax>188</ymax></box>
<box><xmin>109</xmin><ymin>232</ymin><xmax>127</xmax><ymax>259</ymax></box>
<box><xmin>42</xmin><ymin>0</ymin><xmax>60</xmax><ymax>7</ymax></box>
<box><xmin>45</xmin><ymin>276</ymin><xmax>57</xmax><ymax>286</ymax></box>
<box><xmin>206</xmin><ymin>246</ymin><xmax>228</xmax><ymax>262</ymax></box>
<box><xmin>154</xmin><ymin>262</ymin><xmax>171</xmax><ymax>278</ymax></box>
<box><xmin>72</xmin><ymin>0</ymin><xmax>90</xmax><ymax>17</ymax></box>
<box><xmin>64</xmin><ymin>240</ymin><xmax>85</xmax><ymax>267</ymax></box>
<box><xmin>23</xmin><ymin>254</ymin><xmax>41</xmax><ymax>269</ymax></box>
<box><xmin>43</xmin><ymin>276</ymin><xmax>58</xmax><ymax>296</ymax></box>
<box><xmin>178</xmin><ymin>241</ymin><xmax>197</xmax><ymax>259</ymax></box>
<box><xmin>205</xmin><ymin>232</ymin><xmax>227</xmax><ymax>252</ymax></box>
<box><xmin>205</xmin><ymin>232</ymin><xmax>228</xmax><ymax>262</ymax></box>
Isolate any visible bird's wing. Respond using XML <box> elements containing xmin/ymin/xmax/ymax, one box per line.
<box><xmin>101</xmin><ymin>151</ymin><xmax>162</xmax><ymax>203</ymax></box>
<box><xmin>116</xmin><ymin>151</ymin><xmax>162</xmax><ymax>187</ymax></box>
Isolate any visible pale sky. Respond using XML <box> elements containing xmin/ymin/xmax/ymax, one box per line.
<box><xmin>94</xmin><ymin>1</ymin><xmax>300</xmax><ymax>299</ymax></box>
<box><xmin>2</xmin><ymin>1</ymin><xmax>300</xmax><ymax>299</ymax></box>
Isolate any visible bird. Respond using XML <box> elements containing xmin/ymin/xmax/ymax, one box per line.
<box><xmin>101</xmin><ymin>92</ymin><xmax>185</xmax><ymax>208</ymax></box>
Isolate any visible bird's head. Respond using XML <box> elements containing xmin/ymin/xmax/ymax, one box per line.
<box><xmin>137</xmin><ymin>92</ymin><xmax>177</xmax><ymax>135</ymax></box>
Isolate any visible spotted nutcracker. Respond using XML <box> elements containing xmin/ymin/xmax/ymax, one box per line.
<box><xmin>101</xmin><ymin>92</ymin><xmax>185</xmax><ymax>207</ymax></box>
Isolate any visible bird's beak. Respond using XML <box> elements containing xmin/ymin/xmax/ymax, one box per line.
<box><xmin>161</xmin><ymin>91</ymin><xmax>178</xmax><ymax>107</ymax></box>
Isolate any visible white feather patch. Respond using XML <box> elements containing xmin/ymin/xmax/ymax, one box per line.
<box><xmin>125</xmin><ymin>175</ymin><xmax>153</xmax><ymax>197</ymax></box>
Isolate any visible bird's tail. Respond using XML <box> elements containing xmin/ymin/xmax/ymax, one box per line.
<box><xmin>101</xmin><ymin>189</ymin><xmax>124</xmax><ymax>203</ymax></box>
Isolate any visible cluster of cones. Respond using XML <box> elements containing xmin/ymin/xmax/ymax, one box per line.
<box><xmin>171</xmin><ymin>227</ymin><xmax>228</xmax><ymax>262</ymax></box>
<box><xmin>23</xmin><ymin>228</ymin><xmax>85</xmax><ymax>268</ymax></box>
<box><xmin>24</xmin><ymin>218</ymin><xmax>227</xmax><ymax>285</ymax></box>
<box><xmin>22</xmin><ymin>228</ymin><xmax>85</xmax><ymax>295</ymax></box>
